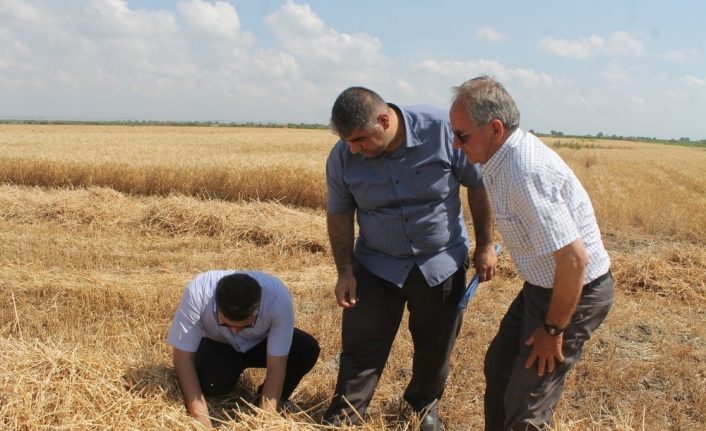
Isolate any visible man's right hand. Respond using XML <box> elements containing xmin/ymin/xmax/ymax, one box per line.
<box><xmin>173</xmin><ymin>348</ymin><xmax>213</xmax><ymax>428</ymax></box>
<box><xmin>334</xmin><ymin>273</ymin><xmax>358</xmax><ymax>308</ymax></box>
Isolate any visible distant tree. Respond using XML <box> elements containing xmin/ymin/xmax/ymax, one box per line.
<box><xmin>596</xmin><ymin>132</ymin><xmax>604</xmax><ymax>138</ymax></box>
<box><xmin>528</xmin><ymin>129</ymin><xmax>535</xmax><ymax>134</ymax></box>
<box><xmin>679</xmin><ymin>137</ymin><xmax>691</xmax><ymax>141</ymax></box>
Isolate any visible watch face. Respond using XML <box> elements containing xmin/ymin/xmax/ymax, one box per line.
<box><xmin>543</xmin><ymin>322</ymin><xmax>563</xmax><ymax>335</ymax></box>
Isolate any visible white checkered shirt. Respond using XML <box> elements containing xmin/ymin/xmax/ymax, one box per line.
<box><xmin>481</xmin><ymin>129</ymin><xmax>610</xmax><ymax>288</ymax></box>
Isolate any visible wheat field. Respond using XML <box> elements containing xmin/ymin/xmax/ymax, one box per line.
<box><xmin>1</xmin><ymin>125</ymin><xmax>705</xmax><ymax>430</ymax></box>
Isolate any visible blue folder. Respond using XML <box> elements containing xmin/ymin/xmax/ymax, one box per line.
<box><xmin>457</xmin><ymin>244</ymin><xmax>503</xmax><ymax>310</ymax></box>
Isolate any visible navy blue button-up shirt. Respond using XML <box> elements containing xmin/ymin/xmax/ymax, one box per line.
<box><xmin>326</xmin><ymin>104</ymin><xmax>484</xmax><ymax>287</ymax></box>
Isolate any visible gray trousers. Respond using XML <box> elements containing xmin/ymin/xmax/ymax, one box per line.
<box><xmin>484</xmin><ymin>271</ymin><xmax>614</xmax><ymax>431</ymax></box>
<box><xmin>323</xmin><ymin>259</ymin><xmax>468</xmax><ymax>424</ymax></box>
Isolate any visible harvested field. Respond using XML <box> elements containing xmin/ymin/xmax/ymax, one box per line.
<box><xmin>1</xmin><ymin>125</ymin><xmax>705</xmax><ymax>430</ymax></box>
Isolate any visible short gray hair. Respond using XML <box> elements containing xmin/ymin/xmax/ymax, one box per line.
<box><xmin>330</xmin><ymin>87</ymin><xmax>390</xmax><ymax>138</ymax></box>
<box><xmin>452</xmin><ymin>75</ymin><xmax>520</xmax><ymax>132</ymax></box>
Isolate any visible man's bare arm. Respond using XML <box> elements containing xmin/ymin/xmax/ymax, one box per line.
<box><xmin>327</xmin><ymin>211</ymin><xmax>358</xmax><ymax>307</ymax></box>
<box><xmin>525</xmin><ymin>239</ymin><xmax>589</xmax><ymax>375</ymax></box>
<box><xmin>467</xmin><ymin>186</ymin><xmax>497</xmax><ymax>281</ymax></box>
<box><xmin>327</xmin><ymin>211</ymin><xmax>355</xmax><ymax>276</ymax></box>
<box><xmin>547</xmin><ymin>240</ymin><xmax>589</xmax><ymax>326</ymax></box>
<box><xmin>260</xmin><ymin>354</ymin><xmax>288</xmax><ymax>413</ymax></box>
<box><xmin>173</xmin><ymin>347</ymin><xmax>212</xmax><ymax>428</ymax></box>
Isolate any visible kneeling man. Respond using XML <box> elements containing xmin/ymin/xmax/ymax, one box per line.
<box><xmin>167</xmin><ymin>270</ymin><xmax>320</xmax><ymax>428</ymax></box>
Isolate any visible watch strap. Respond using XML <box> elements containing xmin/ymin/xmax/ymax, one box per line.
<box><xmin>543</xmin><ymin>321</ymin><xmax>565</xmax><ymax>336</ymax></box>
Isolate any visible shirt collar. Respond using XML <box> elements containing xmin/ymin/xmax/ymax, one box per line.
<box><xmin>388</xmin><ymin>103</ymin><xmax>425</xmax><ymax>158</ymax></box>
<box><xmin>481</xmin><ymin>128</ymin><xmax>522</xmax><ymax>178</ymax></box>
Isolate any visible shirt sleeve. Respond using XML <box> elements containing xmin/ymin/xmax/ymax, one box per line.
<box><xmin>265</xmin><ymin>283</ymin><xmax>295</xmax><ymax>357</ymax></box>
<box><xmin>166</xmin><ymin>278</ymin><xmax>205</xmax><ymax>353</ymax></box>
<box><xmin>511</xmin><ymin>168</ymin><xmax>581</xmax><ymax>256</ymax></box>
<box><xmin>326</xmin><ymin>142</ymin><xmax>357</xmax><ymax>214</ymax></box>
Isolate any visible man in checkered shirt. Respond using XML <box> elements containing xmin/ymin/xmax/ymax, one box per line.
<box><xmin>449</xmin><ymin>76</ymin><xmax>613</xmax><ymax>431</ymax></box>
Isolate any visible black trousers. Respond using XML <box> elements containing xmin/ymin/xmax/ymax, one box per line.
<box><xmin>323</xmin><ymin>259</ymin><xmax>468</xmax><ymax>424</ymax></box>
<box><xmin>483</xmin><ymin>271</ymin><xmax>614</xmax><ymax>431</ymax></box>
<box><xmin>194</xmin><ymin>328</ymin><xmax>320</xmax><ymax>400</ymax></box>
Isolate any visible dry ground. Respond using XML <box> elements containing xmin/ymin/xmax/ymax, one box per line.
<box><xmin>1</xmin><ymin>125</ymin><xmax>705</xmax><ymax>430</ymax></box>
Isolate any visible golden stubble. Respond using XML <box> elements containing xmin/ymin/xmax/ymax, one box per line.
<box><xmin>1</xmin><ymin>126</ymin><xmax>705</xmax><ymax>430</ymax></box>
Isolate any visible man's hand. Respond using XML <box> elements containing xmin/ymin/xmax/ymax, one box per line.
<box><xmin>524</xmin><ymin>238</ymin><xmax>588</xmax><ymax>376</ymax></box>
<box><xmin>259</xmin><ymin>395</ymin><xmax>279</xmax><ymax>414</ymax></box>
<box><xmin>260</xmin><ymin>354</ymin><xmax>287</xmax><ymax>415</ymax></box>
<box><xmin>472</xmin><ymin>242</ymin><xmax>498</xmax><ymax>282</ymax></box>
<box><xmin>334</xmin><ymin>273</ymin><xmax>358</xmax><ymax>308</ymax></box>
<box><xmin>524</xmin><ymin>325</ymin><xmax>564</xmax><ymax>376</ymax></box>
<box><xmin>173</xmin><ymin>348</ymin><xmax>212</xmax><ymax>428</ymax></box>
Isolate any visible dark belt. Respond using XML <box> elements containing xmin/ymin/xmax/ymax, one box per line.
<box><xmin>584</xmin><ymin>270</ymin><xmax>612</xmax><ymax>289</ymax></box>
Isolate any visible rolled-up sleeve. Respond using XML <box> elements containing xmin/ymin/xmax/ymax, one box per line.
<box><xmin>166</xmin><ymin>279</ymin><xmax>205</xmax><ymax>353</ymax></box>
<box><xmin>266</xmin><ymin>291</ymin><xmax>295</xmax><ymax>357</ymax></box>
<box><xmin>326</xmin><ymin>141</ymin><xmax>357</xmax><ymax>215</ymax></box>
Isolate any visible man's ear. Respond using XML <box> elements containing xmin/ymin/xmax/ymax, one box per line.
<box><xmin>489</xmin><ymin>118</ymin><xmax>505</xmax><ymax>142</ymax></box>
<box><xmin>377</xmin><ymin>112</ymin><xmax>391</xmax><ymax>131</ymax></box>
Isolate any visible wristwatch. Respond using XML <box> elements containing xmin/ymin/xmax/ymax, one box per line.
<box><xmin>543</xmin><ymin>321</ymin><xmax>565</xmax><ymax>336</ymax></box>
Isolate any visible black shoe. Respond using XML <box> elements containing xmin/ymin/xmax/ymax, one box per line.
<box><xmin>419</xmin><ymin>409</ymin><xmax>443</xmax><ymax>431</ymax></box>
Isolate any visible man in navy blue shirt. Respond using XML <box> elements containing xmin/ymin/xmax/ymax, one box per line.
<box><xmin>322</xmin><ymin>87</ymin><xmax>497</xmax><ymax>431</ymax></box>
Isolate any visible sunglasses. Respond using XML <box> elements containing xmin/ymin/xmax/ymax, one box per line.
<box><xmin>217</xmin><ymin>311</ymin><xmax>258</xmax><ymax>330</ymax></box>
<box><xmin>453</xmin><ymin>122</ymin><xmax>485</xmax><ymax>144</ymax></box>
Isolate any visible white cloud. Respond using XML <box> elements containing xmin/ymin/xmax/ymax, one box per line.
<box><xmin>177</xmin><ymin>0</ymin><xmax>246</xmax><ymax>42</ymax></box>
<box><xmin>410</xmin><ymin>59</ymin><xmax>554</xmax><ymax>91</ymax></box>
<box><xmin>0</xmin><ymin>0</ymin><xmax>702</xmax><ymax>139</ymax></box>
<box><xmin>684</xmin><ymin>75</ymin><xmax>706</xmax><ymax>87</ymax></box>
<box><xmin>656</xmin><ymin>50</ymin><xmax>689</xmax><ymax>63</ymax></box>
<box><xmin>397</xmin><ymin>79</ymin><xmax>418</xmax><ymax>99</ymax></box>
<box><xmin>625</xmin><ymin>95</ymin><xmax>646</xmax><ymax>111</ymax></box>
<box><xmin>512</xmin><ymin>68</ymin><xmax>553</xmax><ymax>88</ymax></box>
<box><xmin>0</xmin><ymin>0</ymin><xmax>42</xmax><ymax>23</ymax></box>
<box><xmin>577</xmin><ymin>96</ymin><xmax>593</xmax><ymax>111</ymax></box>
<box><xmin>0</xmin><ymin>0</ymin><xmax>400</xmax><ymax>122</ymax></box>
<box><xmin>600</xmin><ymin>60</ymin><xmax>634</xmax><ymax>85</ymax></box>
<box><xmin>412</xmin><ymin>59</ymin><xmax>509</xmax><ymax>80</ymax></box>
<box><xmin>264</xmin><ymin>1</ymin><xmax>386</xmax><ymax>66</ymax></box>
<box><xmin>537</xmin><ymin>31</ymin><xmax>643</xmax><ymax>59</ymax></box>
<box><xmin>475</xmin><ymin>26</ymin><xmax>509</xmax><ymax>42</ymax></box>
<box><xmin>257</xmin><ymin>0</ymin><xmax>396</xmax><ymax>98</ymax></box>
<box><xmin>605</xmin><ymin>31</ymin><xmax>644</xmax><ymax>57</ymax></box>
<box><xmin>536</xmin><ymin>35</ymin><xmax>604</xmax><ymax>59</ymax></box>
<box><xmin>663</xmin><ymin>88</ymin><xmax>689</xmax><ymax>100</ymax></box>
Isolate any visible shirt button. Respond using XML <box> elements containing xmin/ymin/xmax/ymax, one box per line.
<box><xmin>395</xmin><ymin>180</ymin><xmax>399</xmax><ymax>184</ymax></box>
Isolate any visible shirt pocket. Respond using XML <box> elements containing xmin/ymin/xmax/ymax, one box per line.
<box><xmin>496</xmin><ymin>215</ymin><xmax>532</xmax><ymax>251</ymax></box>
<box><xmin>410</xmin><ymin>161</ymin><xmax>452</xmax><ymax>199</ymax></box>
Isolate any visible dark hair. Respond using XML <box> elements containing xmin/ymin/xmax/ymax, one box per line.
<box><xmin>452</xmin><ymin>75</ymin><xmax>520</xmax><ymax>132</ymax></box>
<box><xmin>330</xmin><ymin>86</ymin><xmax>390</xmax><ymax>138</ymax></box>
<box><xmin>215</xmin><ymin>273</ymin><xmax>262</xmax><ymax>321</ymax></box>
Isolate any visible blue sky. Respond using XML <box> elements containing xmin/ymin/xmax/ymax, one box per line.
<box><xmin>1</xmin><ymin>0</ymin><xmax>704</xmax><ymax>140</ymax></box>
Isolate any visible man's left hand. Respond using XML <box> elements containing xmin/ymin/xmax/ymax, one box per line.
<box><xmin>525</xmin><ymin>326</ymin><xmax>565</xmax><ymax>376</ymax></box>
<box><xmin>472</xmin><ymin>243</ymin><xmax>498</xmax><ymax>282</ymax></box>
